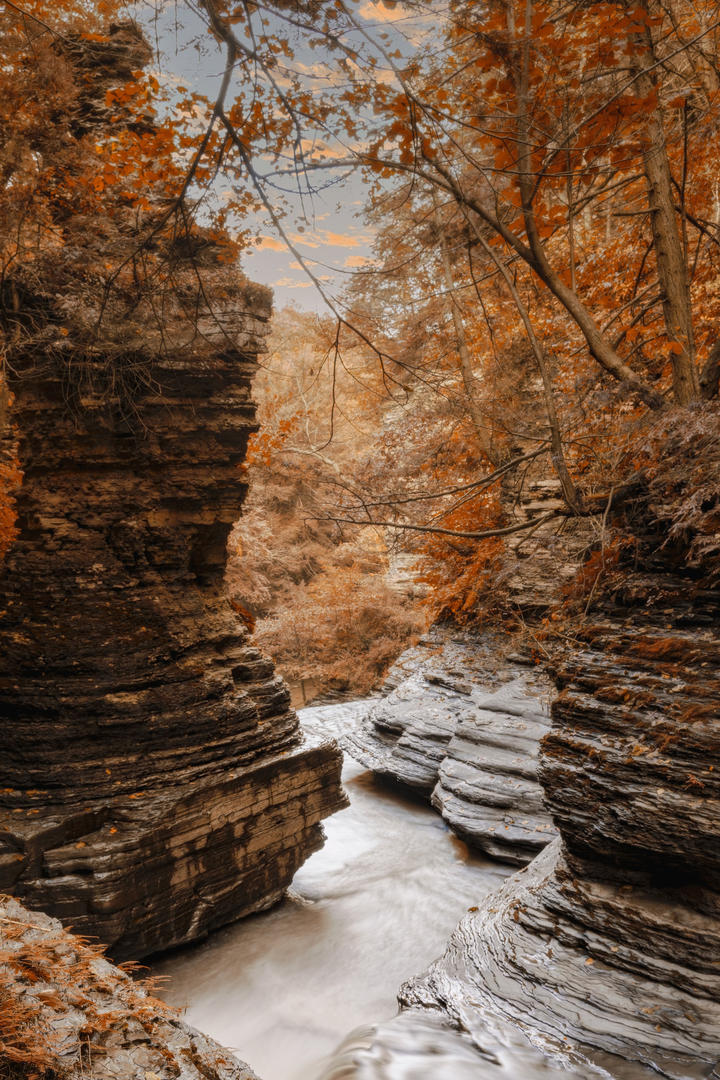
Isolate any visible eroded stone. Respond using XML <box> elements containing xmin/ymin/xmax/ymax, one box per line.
<box><xmin>344</xmin><ymin>630</ymin><xmax>557</xmax><ymax>865</ymax></box>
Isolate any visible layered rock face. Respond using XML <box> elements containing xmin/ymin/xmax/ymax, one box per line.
<box><xmin>0</xmin><ymin>895</ymin><xmax>260</xmax><ymax>1079</ymax></box>
<box><xmin>544</xmin><ymin>575</ymin><xmax>719</xmax><ymax>885</ymax></box>
<box><xmin>343</xmin><ymin>458</ymin><xmax>591</xmax><ymax>868</ymax></box>
<box><xmin>398</xmin><ymin>565</ymin><xmax>720</xmax><ymax>1076</ymax></box>
<box><xmin>0</xmin><ymin>288</ymin><xmax>346</xmax><ymax>959</ymax></box>
<box><xmin>344</xmin><ymin>630</ymin><xmax>557</xmax><ymax>865</ymax></box>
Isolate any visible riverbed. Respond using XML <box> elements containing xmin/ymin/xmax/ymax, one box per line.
<box><xmin>153</xmin><ymin>702</ymin><xmax>510</xmax><ymax>1079</ymax></box>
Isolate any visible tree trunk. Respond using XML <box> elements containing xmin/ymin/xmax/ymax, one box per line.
<box><xmin>630</xmin><ymin>0</ymin><xmax>700</xmax><ymax>403</ymax></box>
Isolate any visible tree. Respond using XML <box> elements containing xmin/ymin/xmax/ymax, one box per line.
<box><xmin>4</xmin><ymin>0</ymin><xmax>719</xmax><ymax>630</ymax></box>
<box><xmin>189</xmin><ymin>0</ymin><xmax>719</xmax><ymax>423</ymax></box>
<box><xmin>227</xmin><ymin>305</ymin><xmax>424</xmax><ymax>695</ymax></box>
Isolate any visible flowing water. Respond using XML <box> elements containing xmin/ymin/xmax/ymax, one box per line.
<box><xmin>154</xmin><ymin>701</ymin><xmax>511</xmax><ymax>1079</ymax></box>
<box><xmin>154</xmin><ymin>703</ymin><xmax>710</xmax><ymax>1080</ymax></box>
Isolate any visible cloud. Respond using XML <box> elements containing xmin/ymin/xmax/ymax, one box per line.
<box><xmin>254</xmin><ymin>236</ymin><xmax>286</xmax><ymax>252</ymax></box>
<box><xmin>317</xmin><ymin>229</ymin><xmax>369</xmax><ymax>248</ymax></box>
<box><xmin>290</xmin><ymin>233</ymin><xmax>320</xmax><ymax>248</ymax></box>
<box><xmin>299</xmin><ymin>138</ymin><xmax>338</xmax><ymax>160</ymax></box>
<box><xmin>273</xmin><ymin>277</ymin><xmax>313</xmax><ymax>288</ymax></box>
<box><xmin>358</xmin><ymin>0</ymin><xmax>411</xmax><ymax>21</ymax></box>
<box><xmin>374</xmin><ymin>67</ymin><xmax>397</xmax><ymax>85</ymax></box>
<box><xmin>344</xmin><ymin>255</ymin><xmax>372</xmax><ymax>268</ymax></box>
<box><xmin>289</xmin><ymin>60</ymin><xmax>344</xmax><ymax>87</ymax></box>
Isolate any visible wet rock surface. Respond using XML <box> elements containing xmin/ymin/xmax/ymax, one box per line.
<box><xmin>401</xmin><ymin>839</ymin><xmax>719</xmax><ymax>1079</ymax></box>
<box><xmin>0</xmin><ymin>290</ymin><xmax>346</xmax><ymax>960</ymax></box>
<box><xmin>376</xmin><ymin>570</ymin><xmax>720</xmax><ymax>1079</ymax></box>
<box><xmin>343</xmin><ymin>630</ymin><xmax>557</xmax><ymax>865</ymax></box>
<box><xmin>319</xmin><ymin>1008</ymin><xmax>581</xmax><ymax>1080</ymax></box>
<box><xmin>543</xmin><ymin>576</ymin><xmax>720</xmax><ymax>882</ymax></box>
<box><xmin>0</xmin><ymin>895</ymin><xmax>260</xmax><ymax>1080</ymax></box>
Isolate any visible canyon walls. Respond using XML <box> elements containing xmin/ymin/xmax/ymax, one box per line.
<box><xmin>397</xmin><ymin>470</ymin><xmax>720</xmax><ymax>1077</ymax></box>
<box><xmin>345</xmin><ymin>631</ymin><xmax>557</xmax><ymax>865</ymax></box>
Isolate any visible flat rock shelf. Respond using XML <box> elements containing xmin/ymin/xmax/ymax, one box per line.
<box><xmin>343</xmin><ymin>630</ymin><xmax>558</xmax><ymax>865</ymax></box>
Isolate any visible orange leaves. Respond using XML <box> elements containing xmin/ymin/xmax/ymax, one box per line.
<box><xmin>105</xmin><ymin>79</ymin><xmax>146</xmax><ymax>109</ymax></box>
<box><xmin>417</xmin><ymin>481</ymin><xmax>507</xmax><ymax>624</ymax></box>
<box><xmin>0</xmin><ymin>908</ymin><xmax>177</xmax><ymax>1074</ymax></box>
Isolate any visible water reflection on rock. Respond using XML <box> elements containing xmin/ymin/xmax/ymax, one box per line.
<box><xmin>319</xmin><ymin>1011</ymin><xmax>581</xmax><ymax>1080</ymax></box>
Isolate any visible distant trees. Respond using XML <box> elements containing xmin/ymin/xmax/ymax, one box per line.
<box><xmin>228</xmin><ymin>306</ymin><xmax>424</xmax><ymax>695</ymax></box>
<box><xmin>3</xmin><ymin>0</ymin><xmax>719</xmax><ymax>641</ymax></box>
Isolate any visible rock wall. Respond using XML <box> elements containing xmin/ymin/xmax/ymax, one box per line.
<box><xmin>396</xmin><ymin>563</ymin><xmax>720</xmax><ymax>1075</ymax></box>
<box><xmin>343</xmin><ymin>458</ymin><xmax>593</xmax><ymax>867</ymax></box>
<box><xmin>0</xmin><ymin>894</ymin><xmax>260</xmax><ymax>1079</ymax></box>
<box><xmin>0</xmin><ymin>286</ymin><xmax>346</xmax><ymax>960</ymax></box>
<box><xmin>344</xmin><ymin>630</ymin><xmax>557</xmax><ymax>865</ymax></box>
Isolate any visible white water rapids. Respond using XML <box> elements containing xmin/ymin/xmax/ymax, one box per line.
<box><xmin>154</xmin><ymin>701</ymin><xmax>514</xmax><ymax>1078</ymax></box>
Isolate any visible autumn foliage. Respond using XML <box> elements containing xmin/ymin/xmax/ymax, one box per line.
<box><xmin>0</xmin><ymin>0</ymin><xmax>255</xmax><ymax>565</ymax></box>
<box><xmin>312</xmin><ymin>0</ymin><xmax>720</xmax><ymax>626</ymax></box>
<box><xmin>228</xmin><ymin>307</ymin><xmax>424</xmax><ymax>696</ymax></box>
<box><xmin>0</xmin><ymin>897</ymin><xmax>177</xmax><ymax>1078</ymax></box>
<box><xmin>2</xmin><ymin>0</ymin><xmax>720</xmax><ymax>663</ymax></box>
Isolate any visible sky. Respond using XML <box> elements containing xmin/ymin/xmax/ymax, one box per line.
<box><xmin>142</xmin><ymin>0</ymin><xmax>436</xmax><ymax>312</ymax></box>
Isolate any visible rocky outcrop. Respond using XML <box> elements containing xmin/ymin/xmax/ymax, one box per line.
<box><xmin>344</xmin><ymin>630</ymin><xmax>557</xmax><ymax>865</ymax></box>
<box><xmin>382</xmin><ymin>560</ymin><xmax>720</xmax><ymax>1077</ymax></box>
<box><xmin>0</xmin><ymin>895</ymin><xmax>259</xmax><ymax>1079</ymax></box>
<box><xmin>0</xmin><ymin>265</ymin><xmax>346</xmax><ymax>962</ymax></box>
<box><xmin>342</xmin><ymin>463</ymin><xmax>593</xmax><ymax>867</ymax></box>
<box><xmin>543</xmin><ymin>575</ymin><xmax>720</xmax><ymax>883</ymax></box>
<box><xmin>402</xmin><ymin>837</ymin><xmax>720</xmax><ymax>1078</ymax></box>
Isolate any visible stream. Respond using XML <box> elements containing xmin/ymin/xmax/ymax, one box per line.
<box><xmin>153</xmin><ymin>701</ymin><xmax>681</xmax><ymax>1080</ymax></box>
<box><xmin>154</xmin><ymin>701</ymin><xmax>511</xmax><ymax>1079</ymax></box>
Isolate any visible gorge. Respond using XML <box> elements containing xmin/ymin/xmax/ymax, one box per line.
<box><xmin>151</xmin><ymin>517</ymin><xmax>720</xmax><ymax>1079</ymax></box>
<box><xmin>2</xmin><ymin>4</ymin><xmax>720</xmax><ymax>1078</ymax></box>
<box><xmin>3</xmin><ymin>550</ymin><xmax>719</xmax><ymax>1079</ymax></box>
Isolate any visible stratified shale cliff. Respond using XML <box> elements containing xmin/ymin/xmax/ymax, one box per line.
<box><xmin>0</xmin><ymin>288</ymin><xmax>346</xmax><ymax>959</ymax></box>
<box><xmin>0</xmin><ymin>20</ymin><xmax>345</xmax><ymax>961</ymax></box>
<box><xmin>0</xmin><ymin>279</ymin><xmax>347</xmax><ymax>957</ymax></box>
<box><xmin>395</xmin><ymin>422</ymin><xmax>720</xmax><ymax>1079</ymax></box>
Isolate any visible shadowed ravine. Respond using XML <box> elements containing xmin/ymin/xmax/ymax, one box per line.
<box><xmin>153</xmin><ymin>702</ymin><xmax>510</xmax><ymax>1079</ymax></box>
<box><xmin>152</xmin><ymin>702</ymin><xmax>685</xmax><ymax>1080</ymax></box>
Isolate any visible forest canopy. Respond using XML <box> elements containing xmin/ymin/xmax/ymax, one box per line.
<box><xmin>2</xmin><ymin>0</ymin><xmax>720</xmax><ymax>686</ymax></box>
